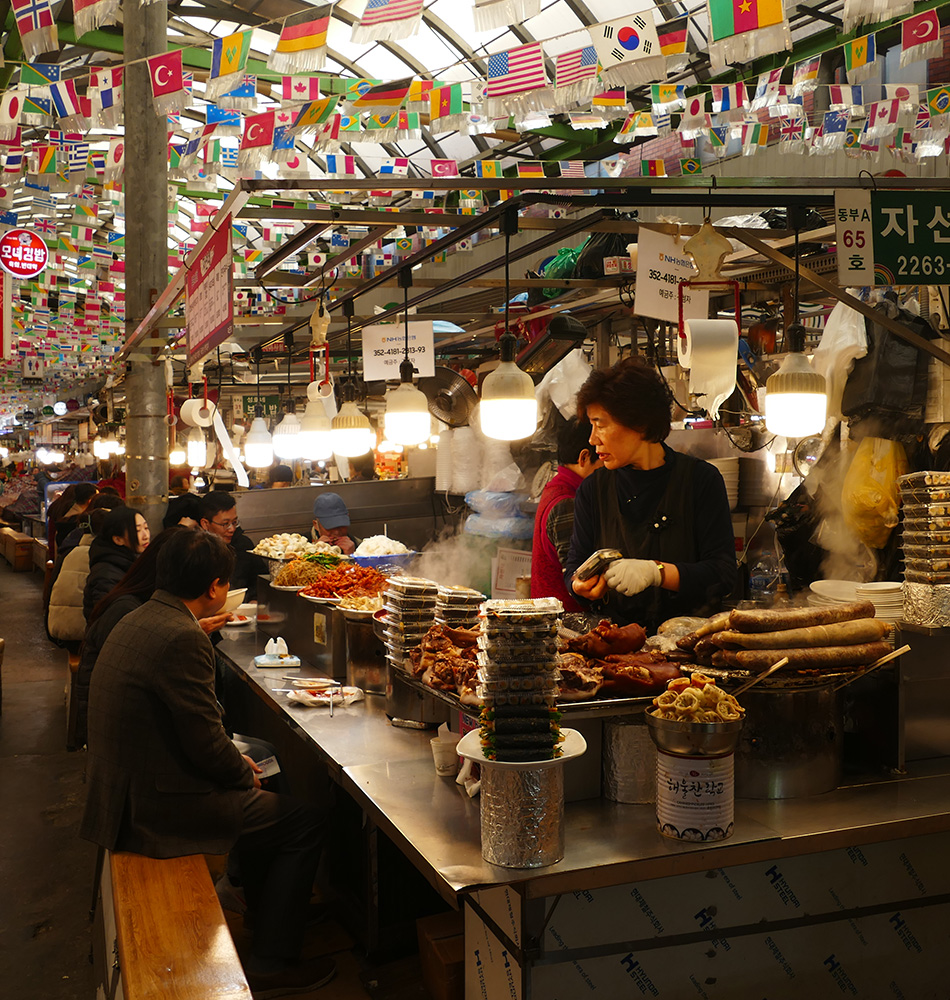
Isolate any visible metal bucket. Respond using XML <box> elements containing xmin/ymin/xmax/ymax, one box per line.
<box><xmin>655</xmin><ymin>750</ymin><xmax>735</xmax><ymax>843</ymax></box>
<box><xmin>480</xmin><ymin>764</ymin><xmax>564</xmax><ymax>868</ymax></box>
<box><xmin>734</xmin><ymin>684</ymin><xmax>842</xmax><ymax>799</ymax></box>
<box><xmin>603</xmin><ymin>715</ymin><xmax>656</xmax><ymax>804</ymax></box>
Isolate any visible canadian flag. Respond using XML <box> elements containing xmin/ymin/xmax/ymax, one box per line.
<box><xmin>148</xmin><ymin>51</ymin><xmax>184</xmax><ymax>99</ymax></box>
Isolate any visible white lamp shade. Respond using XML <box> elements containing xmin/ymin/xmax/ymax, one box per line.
<box><xmin>331</xmin><ymin>400</ymin><xmax>375</xmax><ymax>457</ymax></box>
<box><xmin>298</xmin><ymin>399</ymin><xmax>334</xmax><ymax>460</ymax></box>
<box><xmin>169</xmin><ymin>446</ymin><xmax>187</xmax><ymax>466</ymax></box>
<box><xmin>272</xmin><ymin>412</ymin><xmax>302</xmax><ymax>460</ymax></box>
<box><xmin>764</xmin><ymin>353</ymin><xmax>827</xmax><ymax>438</ymax></box>
<box><xmin>186</xmin><ymin>426</ymin><xmax>207</xmax><ymax>468</ymax></box>
<box><xmin>385</xmin><ymin>382</ymin><xmax>431</xmax><ymax>446</ymax></box>
<box><xmin>479</xmin><ymin>360</ymin><xmax>539</xmax><ymax>441</ymax></box>
<box><xmin>244</xmin><ymin>416</ymin><xmax>274</xmax><ymax>468</ymax></box>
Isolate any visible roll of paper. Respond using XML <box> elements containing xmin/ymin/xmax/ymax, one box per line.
<box><xmin>680</xmin><ymin>319</ymin><xmax>738</xmax><ymax>420</ymax></box>
<box><xmin>179</xmin><ymin>397</ymin><xmax>217</xmax><ymax>428</ymax></box>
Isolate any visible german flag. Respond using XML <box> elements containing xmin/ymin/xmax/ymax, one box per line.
<box><xmin>657</xmin><ymin>16</ymin><xmax>688</xmax><ymax>56</ymax></box>
<box><xmin>350</xmin><ymin>76</ymin><xmax>413</xmax><ymax>111</ymax></box>
<box><xmin>273</xmin><ymin>8</ymin><xmax>330</xmax><ymax>57</ymax></box>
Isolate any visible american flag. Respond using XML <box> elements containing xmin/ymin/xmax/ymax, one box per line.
<box><xmin>486</xmin><ymin>43</ymin><xmax>546</xmax><ymax>97</ymax></box>
<box><xmin>358</xmin><ymin>0</ymin><xmax>423</xmax><ymax>28</ymax></box>
<box><xmin>558</xmin><ymin>161</ymin><xmax>586</xmax><ymax>178</ymax></box>
<box><xmin>554</xmin><ymin>45</ymin><xmax>598</xmax><ymax>89</ymax></box>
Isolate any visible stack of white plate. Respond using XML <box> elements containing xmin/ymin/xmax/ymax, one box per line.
<box><xmin>708</xmin><ymin>457</ymin><xmax>739</xmax><ymax>512</ymax></box>
<box><xmin>807</xmin><ymin>579</ymin><xmax>859</xmax><ymax>606</ymax></box>
<box><xmin>855</xmin><ymin>582</ymin><xmax>903</xmax><ymax>624</ymax></box>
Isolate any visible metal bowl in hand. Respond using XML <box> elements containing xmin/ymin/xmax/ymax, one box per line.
<box><xmin>645</xmin><ymin>711</ymin><xmax>743</xmax><ymax>757</ymax></box>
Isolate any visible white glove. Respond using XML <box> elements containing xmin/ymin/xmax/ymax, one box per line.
<box><xmin>604</xmin><ymin>558</ymin><xmax>662</xmax><ymax>597</ymax></box>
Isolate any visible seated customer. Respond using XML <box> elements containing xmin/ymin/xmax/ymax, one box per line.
<box><xmin>80</xmin><ymin>529</ymin><xmax>334</xmax><ymax>994</ymax></box>
<box><xmin>311</xmin><ymin>492</ymin><xmax>359</xmax><ymax>555</ymax></box>
<box><xmin>268</xmin><ymin>465</ymin><xmax>294</xmax><ymax>488</ymax></box>
<box><xmin>82</xmin><ymin>506</ymin><xmax>150</xmax><ymax>621</ymax></box>
<box><xmin>198</xmin><ymin>492</ymin><xmax>267</xmax><ymax>592</ymax></box>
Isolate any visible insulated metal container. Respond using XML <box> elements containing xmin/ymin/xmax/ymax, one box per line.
<box><xmin>603</xmin><ymin>714</ymin><xmax>656</xmax><ymax>804</ymax></box>
<box><xmin>480</xmin><ymin>764</ymin><xmax>565</xmax><ymax>868</ymax></box>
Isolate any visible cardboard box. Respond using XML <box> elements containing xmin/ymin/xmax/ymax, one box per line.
<box><xmin>418</xmin><ymin>911</ymin><xmax>465</xmax><ymax>1000</ymax></box>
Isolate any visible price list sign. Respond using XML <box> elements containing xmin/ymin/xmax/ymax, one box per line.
<box><xmin>186</xmin><ymin>214</ymin><xmax>233</xmax><ymax>365</ymax></box>
<box><xmin>836</xmin><ymin>190</ymin><xmax>950</xmax><ymax>286</ymax></box>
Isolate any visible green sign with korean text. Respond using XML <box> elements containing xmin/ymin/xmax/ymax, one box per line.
<box><xmin>241</xmin><ymin>394</ymin><xmax>282</xmax><ymax>418</ymax></box>
<box><xmin>836</xmin><ymin>190</ymin><xmax>950</xmax><ymax>286</ymax></box>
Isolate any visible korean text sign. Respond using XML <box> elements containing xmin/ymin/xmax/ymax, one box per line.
<box><xmin>634</xmin><ymin>227</ymin><xmax>710</xmax><ymax>323</ymax></box>
<box><xmin>0</xmin><ymin>228</ymin><xmax>48</xmax><ymax>279</ymax></box>
<box><xmin>186</xmin><ymin>214</ymin><xmax>233</xmax><ymax>364</ymax></box>
<box><xmin>361</xmin><ymin>321</ymin><xmax>435</xmax><ymax>381</ymax></box>
<box><xmin>836</xmin><ymin>190</ymin><xmax>950</xmax><ymax>286</ymax></box>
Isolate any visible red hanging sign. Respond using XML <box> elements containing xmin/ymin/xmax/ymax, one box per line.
<box><xmin>0</xmin><ymin>228</ymin><xmax>49</xmax><ymax>278</ymax></box>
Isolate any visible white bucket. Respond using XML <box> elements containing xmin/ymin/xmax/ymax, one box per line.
<box><xmin>655</xmin><ymin>749</ymin><xmax>735</xmax><ymax>843</ymax></box>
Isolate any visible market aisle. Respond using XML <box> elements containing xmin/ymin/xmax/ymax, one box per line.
<box><xmin>0</xmin><ymin>561</ymin><xmax>96</xmax><ymax>1000</ymax></box>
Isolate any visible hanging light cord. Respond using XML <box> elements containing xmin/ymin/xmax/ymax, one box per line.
<box><xmin>399</xmin><ymin>273</ymin><xmax>414</xmax><ymax>383</ymax></box>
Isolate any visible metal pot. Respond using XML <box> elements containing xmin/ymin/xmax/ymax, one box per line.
<box><xmin>646</xmin><ymin>711</ymin><xmax>743</xmax><ymax>757</ymax></box>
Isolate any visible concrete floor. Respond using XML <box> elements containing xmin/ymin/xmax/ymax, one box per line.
<box><xmin>0</xmin><ymin>560</ymin><xmax>431</xmax><ymax>1000</ymax></box>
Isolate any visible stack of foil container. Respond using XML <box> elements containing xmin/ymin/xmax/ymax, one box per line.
<box><xmin>900</xmin><ymin>471</ymin><xmax>950</xmax><ymax>626</ymax></box>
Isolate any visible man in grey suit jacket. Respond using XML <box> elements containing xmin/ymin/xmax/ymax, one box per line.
<box><xmin>81</xmin><ymin>528</ymin><xmax>335</xmax><ymax>997</ymax></box>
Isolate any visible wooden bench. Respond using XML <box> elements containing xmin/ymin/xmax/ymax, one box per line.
<box><xmin>0</xmin><ymin>527</ymin><xmax>33</xmax><ymax>571</ymax></box>
<box><xmin>94</xmin><ymin>851</ymin><xmax>251</xmax><ymax>1000</ymax></box>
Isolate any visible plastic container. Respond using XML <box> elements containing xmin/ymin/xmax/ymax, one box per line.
<box><xmin>748</xmin><ymin>551</ymin><xmax>779</xmax><ymax>605</ymax></box>
<box><xmin>386</xmin><ymin>576</ymin><xmax>438</xmax><ymax>597</ymax></box>
<box><xmin>437</xmin><ymin>585</ymin><xmax>486</xmax><ymax>604</ymax></box>
<box><xmin>476</xmin><ymin>670</ymin><xmax>560</xmax><ymax>692</ymax></box>
<box><xmin>902</xmin><ymin>503</ymin><xmax>950</xmax><ymax>518</ymax></box>
<box><xmin>478</xmin><ymin>635</ymin><xmax>560</xmax><ymax>661</ymax></box>
<box><xmin>481</xmin><ymin>597</ymin><xmax>563</xmax><ymax>621</ymax></box>
<box><xmin>478</xmin><ymin>689</ymin><xmax>558</xmax><ymax>708</ymax></box>
<box><xmin>382</xmin><ymin>603</ymin><xmax>434</xmax><ymax>622</ymax></box>
<box><xmin>898</xmin><ymin>471</ymin><xmax>950</xmax><ymax>488</ymax></box>
<box><xmin>481</xmin><ymin>621</ymin><xmax>560</xmax><ymax>640</ymax></box>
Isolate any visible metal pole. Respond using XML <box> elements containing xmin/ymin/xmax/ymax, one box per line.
<box><xmin>123</xmin><ymin>1</ymin><xmax>169</xmax><ymax>531</ymax></box>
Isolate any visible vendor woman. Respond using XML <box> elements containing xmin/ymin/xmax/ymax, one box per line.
<box><xmin>564</xmin><ymin>357</ymin><xmax>736</xmax><ymax>632</ymax></box>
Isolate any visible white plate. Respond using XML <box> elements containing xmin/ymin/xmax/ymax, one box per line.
<box><xmin>857</xmin><ymin>582</ymin><xmax>902</xmax><ymax>593</ymax></box>
<box><xmin>224</xmin><ymin>614</ymin><xmax>254</xmax><ymax>627</ymax></box>
<box><xmin>456</xmin><ymin>727</ymin><xmax>587</xmax><ymax>771</ymax></box>
<box><xmin>810</xmin><ymin>580</ymin><xmax>860</xmax><ymax>602</ymax></box>
<box><xmin>299</xmin><ymin>592</ymin><xmax>341</xmax><ymax>604</ymax></box>
<box><xmin>270</xmin><ymin>584</ymin><xmax>304</xmax><ymax>592</ymax></box>
<box><xmin>286</xmin><ymin>685</ymin><xmax>363</xmax><ymax>707</ymax></box>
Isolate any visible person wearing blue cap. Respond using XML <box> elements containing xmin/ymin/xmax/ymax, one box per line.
<box><xmin>311</xmin><ymin>493</ymin><xmax>359</xmax><ymax>555</ymax></box>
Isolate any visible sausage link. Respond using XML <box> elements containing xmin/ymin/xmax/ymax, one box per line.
<box><xmin>714</xmin><ymin>618</ymin><xmax>889</xmax><ymax>650</ymax></box>
<box><xmin>727</xmin><ymin>600</ymin><xmax>876</xmax><ymax>633</ymax></box>
<box><xmin>732</xmin><ymin>641</ymin><xmax>893</xmax><ymax>672</ymax></box>
<box><xmin>676</xmin><ymin>612</ymin><xmax>731</xmax><ymax>649</ymax></box>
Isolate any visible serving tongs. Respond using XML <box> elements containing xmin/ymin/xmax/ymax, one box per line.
<box><xmin>831</xmin><ymin>644</ymin><xmax>909</xmax><ymax>693</ymax></box>
<box><xmin>731</xmin><ymin>657</ymin><xmax>789</xmax><ymax>698</ymax></box>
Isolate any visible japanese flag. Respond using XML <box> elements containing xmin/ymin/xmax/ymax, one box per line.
<box><xmin>104</xmin><ymin>137</ymin><xmax>124</xmax><ymax>184</ymax></box>
<box><xmin>0</xmin><ymin>91</ymin><xmax>23</xmax><ymax>140</ymax></box>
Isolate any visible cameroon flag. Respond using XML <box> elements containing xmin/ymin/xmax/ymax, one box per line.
<box><xmin>709</xmin><ymin>0</ymin><xmax>784</xmax><ymax>41</ymax></box>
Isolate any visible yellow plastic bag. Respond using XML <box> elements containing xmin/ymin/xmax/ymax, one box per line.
<box><xmin>841</xmin><ymin>437</ymin><xmax>908</xmax><ymax>549</ymax></box>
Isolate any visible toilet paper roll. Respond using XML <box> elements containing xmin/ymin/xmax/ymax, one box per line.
<box><xmin>180</xmin><ymin>397</ymin><xmax>217</xmax><ymax>428</ymax></box>
<box><xmin>681</xmin><ymin>319</ymin><xmax>738</xmax><ymax>421</ymax></box>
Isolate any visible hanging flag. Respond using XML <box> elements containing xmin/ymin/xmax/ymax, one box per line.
<box><xmin>640</xmin><ymin>159</ymin><xmax>666</xmax><ymax>177</ymax></box>
<box><xmin>485</xmin><ymin>42</ymin><xmax>547</xmax><ymax>116</ymax></box>
<box><xmin>657</xmin><ymin>16</ymin><xmax>689</xmax><ymax>72</ymax></box>
<box><xmin>842</xmin><ymin>0</ymin><xmax>911</xmax><ymax>34</ymax></box>
<box><xmin>147</xmin><ymin>50</ymin><xmax>187</xmax><ymax>115</ymax></box>
<box><xmin>352</xmin><ymin>0</ymin><xmax>425</xmax><ymax>44</ymax></box>
<box><xmin>22</xmin><ymin>95</ymin><xmax>50</xmax><ymax>124</ymax></box>
<box><xmin>73</xmin><ymin>0</ymin><xmax>120</xmax><ymax>38</ymax></box>
<box><xmin>552</xmin><ymin>45</ymin><xmax>599</xmax><ymax>107</ymax></box>
<box><xmin>281</xmin><ymin>76</ymin><xmax>321</xmax><ymax>102</ymax></box>
<box><xmin>865</xmin><ymin>99</ymin><xmax>900</xmax><ymax>138</ymax></box>
<box><xmin>349</xmin><ymin>76</ymin><xmax>412</xmax><ymax>112</ymax></box>
<box><xmin>818</xmin><ymin>109</ymin><xmax>849</xmax><ymax>152</ymax></box>
<box><xmin>238</xmin><ymin>110</ymin><xmax>276</xmax><ymax>169</ymax></box>
<box><xmin>472</xmin><ymin>0</ymin><xmax>539</xmax><ymax>32</ymax></box>
<box><xmin>707</xmin><ymin>125</ymin><xmax>730</xmax><ymax>157</ymax></box>
<box><xmin>104</xmin><ymin>137</ymin><xmax>124</xmax><ymax>184</ymax></box>
<box><xmin>517</xmin><ymin>161</ymin><xmax>545</xmax><ymax>179</ymax></box>
<box><xmin>829</xmin><ymin>85</ymin><xmax>863</xmax><ymax>111</ymax></box>
<box><xmin>90</xmin><ymin>67</ymin><xmax>123</xmax><ymax>128</ymax></box>
<box><xmin>206</xmin><ymin>104</ymin><xmax>242</xmax><ymax>134</ymax></box>
<box><xmin>408</xmin><ymin>79</ymin><xmax>439</xmax><ymax>111</ymax></box>
<box><xmin>268</xmin><ymin>8</ymin><xmax>330</xmax><ymax>74</ymax></box>
<box><xmin>652</xmin><ymin>84</ymin><xmax>685</xmax><ymax>114</ymax></box>
<box><xmin>360</xmin><ymin>110</ymin><xmax>420</xmax><ymax>141</ymax></box>
<box><xmin>712</xmin><ymin>82</ymin><xmax>746</xmax><ymax>116</ymax></box>
<box><xmin>325</xmin><ymin>153</ymin><xmax>356</xmax><ymax>175</ymax></box>
<box><xmin>706</xmin><ymin>0</ymin><xmax>791</xmax><ymax>73</ymax></box>
<box><xmin>206</xmin><ymin>30</ymin><xmax>253</xmax><ymax>102</ymax></box>
<box><xmin>32</xmin><ymin>144</ymin><xmax>56</xmax><ymax>174</ymax></box>
<box><xmin>679</xmin><ymin>92</ymin><xmax>708</xmax><ymax>138</ymax></box>
<box><xmin>592</xmin><ymin>14</ymin><xmax>665</xmax><ymax>89</ymax></box>
<box><xmin>592</xmin><ymin>89</ymin><xmax>628</xmax><ymax>115</ymax></box>
<box><xmin>927</xmin><ymin>86</ymin><xmax>950</xmax><ymax>118</ymax></box>
<box><xmin>49</xmin><ymin>80</ymin><xmax>86</xmax><ymax>130</ymax></box>
<box><xmin>287</xmin><ymin>95</ymin><xmax>339</xmax><ymax>135</ymax></box>
<box><xmin>843</xmin><ymin>34</ymin><xmax>876</xmax><ymax>84</ymax></box>
<box><xmin>430</xmin><ymin>158</ymin><xmax>458</xmax><ymax>177</ymax></box>
<box><xmin>778</xmin><ymin>116</ymin><xmax>804</xmax><ymax>153</ymax></box>
<box><xmin>900</xmin><ymin>10</ymin><xmax>941</xmax><ymax>67</ymax></box>
<box><xmin>791</xmin><ymin>56</ymin><xmax>820</xmax><ymax>96</ymax></box>
<box><xmin>429</xmin><ymin>83</ymin><xmax>466</xmax><ymax>133</ymax></box>
<box><xmin>218</xmin><ymin>75</ymin><xmax>257</xmax><ymax>111</ymax></box>
<box><xmin>680</xmin><ymin>156</ymin><xmax>702</xmax><ymax>175</ymax></box>
<box><xmin>10</xmin><ymin>0</ymin><xmax>58</xmax><ymax>64</ymax></box>
<box><xmin>0</xmin><ymin>92</ymin><xmax>24</xmax><ymax>142</ymax></box>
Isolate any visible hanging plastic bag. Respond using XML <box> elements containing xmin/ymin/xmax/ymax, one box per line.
<box><xmin>811</xmin><ymin>299</ymin><xmax>867</xmax><ymax>422</ymax></box>
<box><xmin>841</xmin><ymin>437</ymin><xmax>908</xmax><ymax>549</ymax></box>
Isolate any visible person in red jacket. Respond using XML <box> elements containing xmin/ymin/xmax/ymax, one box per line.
<box><xmin>531</xmin><ymin>416</ymin><xmax>601</xmax><ymax>611</ymax></box>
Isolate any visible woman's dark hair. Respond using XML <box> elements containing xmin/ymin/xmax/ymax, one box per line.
<box><xmin>155</xmin><ymin>527</ymin><xmax>235</xmax><ymax>599</ymax></box>
<box><xmin>98</xmin><ymin>505</ymin><xmax>141</xmax><ymax>547</ymax></box>
<box><xmin>86</xmin><ymin>494</ymin><xmax>126</xmax><ymax>535</ymax></box>
<box><xmin>46</xmin><ymin>484</ymin><xmax>78</xmax><ymax>523</ymax></box>
<box><xmin>88</xmin><ymin>526</ymin><xmax>187</xmax><ymax>625</ymax></box>
<box><xmin>163</xmin><ymin>493</ymin><xmax>204</xmax><ymax>529</ymax></box>
<box><xmin>73</xmin><ymin>482</ymin><xmax>98</xmax><ymax>506</ymax></box>
<box><xmin>575</xmin><ymin>356</ymin><xmax>674</xmax><ymax>443</ymax></box>
<box><xmin>556</xmin><ymin>416</ymin><xmax>594</xmax><ymax>465</ymax></box>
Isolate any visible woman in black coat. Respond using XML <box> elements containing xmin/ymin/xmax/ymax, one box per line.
<box><xmin>82</xmin><ymin>506</ymin><xmax>151</xmax><ymax>622</ymax></box>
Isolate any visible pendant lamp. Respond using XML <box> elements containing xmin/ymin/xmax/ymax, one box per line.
<box><xmin>244</xmin><ymin>348</ymin><xmax>274</xmax><ymax>468</ymax></box>
<box><xmin>272</xmin><ymin>333</ymin><xmax>303</xmax><ymax>460</ymax></box>
<box><xmin>331</xmin><ymin>302</ymin><xmax>375</xmax><ymax>457</ymax></box>
<box><xmin>169</xmin><ymin>444</ymin><xmax>187</xmax><ymax>466</ymax></box>
<box><xmin>186</xmin><ymin>425</ymin><xmax>207</xmax><ymax>468</ymax></box>
<box><xmin>763</xmin><ymin>225</ymin><xmax>827</xmax><ymax>438</ymax></box>
<box><xmin>385</xmin><ymin>272</ymin><xmax>431</xmax><ymax>447</ymax></box>
<box><xmin>479</xmin><ymin>207</ymin><xmax>538</xmax><ymax>441</ymax></box>
<box><xmin>299</xmin><ymin>347</ymin><xmax>334</xmax><ymax>460</ymax></box>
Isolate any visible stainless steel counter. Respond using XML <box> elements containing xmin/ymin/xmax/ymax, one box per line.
<box><xmin>216</xmin><ymin>625</ymin><xmax>950</xmax><ymax>908</ymax></box>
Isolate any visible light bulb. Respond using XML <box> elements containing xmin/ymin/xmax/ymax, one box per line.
<box><xmin>764</xmin><ymin>353</ymin><xmax>827</xmax><ymax>438</ymax></box>
<box><xmin>298</xmin><ymin>398</ymin><xmax>334</xmax><ymax>460</ymax></box>
<box><xmin>93</xmin><ymin>436</ymin><xmax>109</xmax><ymax>459</ymax></box>
<box><xmin>479</xmin><ymin>360</ymin><xmax>538</xmax><ymax>441</ymax></box>
<box><xmin>385</xmin><ymin>381</ymin><xmax>430</xmax><ymax>446</ymax></box>
<box><xmin>272</xmin><ymin>411</ymin><xmax>302</xmax><ymax>460</ymax></box>
<box><xmin>169</xmin><ymin>445</ymin><xmax>187</xmax><ymax>466</ymax></box>
<box><xmin>331</xmin><ymin>400</ymin><xmax>375</xmax><ymax>457</ymax></box>
<box><xmin>186</xmin><ymin>426</ymin><xmax>207</xmax><ymax>468</ymax></box>
<box><xmin>244</xmin><ymin>415</ymin><xmax>274</xmax><ymax>468</ymax></box>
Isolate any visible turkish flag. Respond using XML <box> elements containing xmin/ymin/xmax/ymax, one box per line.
<box><xmin>148</xmin><ymin>51</ymin><xmax>184</xmax><ymax>99</ymax></box>
<box><xmin>240</xmin><ymin>111</ymin><xmax>275</xmax><ymax>150</ymax></box>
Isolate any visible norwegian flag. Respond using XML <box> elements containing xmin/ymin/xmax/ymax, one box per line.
<box><xmin>10</xmin><ymin>0</ymin><xmax>58</xmax><ymax>63</ymax></box>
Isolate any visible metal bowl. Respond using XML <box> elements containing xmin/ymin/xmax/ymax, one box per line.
<box><xmin>645</xmin><ymin>711</ymin><xmax>743</xmax><ymax>757</ymax></box>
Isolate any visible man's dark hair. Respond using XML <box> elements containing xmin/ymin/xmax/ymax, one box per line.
<box><xmin>97</xmin><ymin>485</ymin><xmax>121</xmax><ymax>497</ymax></box>
<box><xmin>73</xmin><ymin>482</ymin><xmax>98</xmax><ymax>505</ymax></box>
<box><xmin>155</xmin><ymin>527</ymin><xmax>234</xmax><ymax>599</ymax></box>
<box><xmin>557</xmin><ymin>416</ymin><xmax>594</xmax><ymax>465</ymax></box>
<box><xmin>198</xmin><ymin>491</ymin><xmax>236</xmax><ymax>523</ymax></box>
<box><xmin>576</xmin><ymin>356</ymin><xmax>674</xmax><ymax>443</ymax></box>
<box><xmin>163</xmin><ymin>493</ymin><xmax>204</xmax><ymax>529</ymax></box>
<box><xmin>269</xmin><ymin>464</ymin><xmax>294</xmax><ymax>484</ymax></box>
